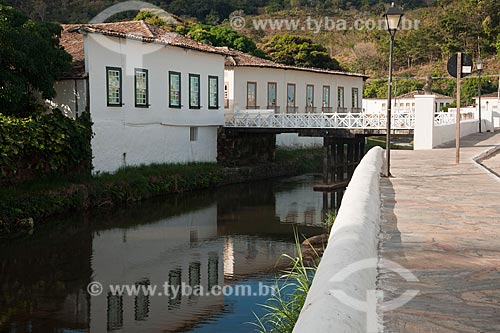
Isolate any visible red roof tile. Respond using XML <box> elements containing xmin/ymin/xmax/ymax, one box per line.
<box><xmin>220</xmin><ymin>47</ymin><xmax>368</xmax><ymax>79</ymax></box>
<box><xmin>59</xmin><ymin>21</ymin><xmax>225</xmax><ymax>78</ymax></box>
<box><xmin>395</xmin><ymin>90</ymin><xmax>453</xmax><ymax>99</ymax></box>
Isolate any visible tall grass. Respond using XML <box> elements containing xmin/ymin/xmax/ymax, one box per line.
<box><xmin>252</xmin><ymin>233</ymin><xmax>318</xmax><ymax>333</ymax></box>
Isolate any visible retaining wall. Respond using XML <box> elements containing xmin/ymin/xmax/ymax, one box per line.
<box><xmin>293</xmin><ymin>146</ymin><xmax>385</xmax><ymax>333</ymax></box>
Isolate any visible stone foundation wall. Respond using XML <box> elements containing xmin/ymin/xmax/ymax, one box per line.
<box><xmin>217</xmin><ymin>128</ymin><xmax>276</xmax><ymax>166</ymax></box>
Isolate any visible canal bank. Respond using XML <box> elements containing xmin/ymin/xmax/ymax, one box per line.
<box><xmin>0</xmin><ymin>148</ymin><xmax>322</xmax><ymax>233</ymax></box>
<box><xmin>0</xmin><ymin>174</ymin><xmax>328</xmax><ymax>333</ymax></box>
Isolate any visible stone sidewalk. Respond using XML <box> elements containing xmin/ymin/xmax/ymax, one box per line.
<box><xmin>378</xmin><ymin>131</ymin><xmax>500</xmax><ymax>332</ymax></box>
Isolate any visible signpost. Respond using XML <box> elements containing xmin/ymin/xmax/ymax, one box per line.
<box><xmin>447</xmin><ymin>53</ymin><xmax>472</xmax><ymax>164</ymax></box>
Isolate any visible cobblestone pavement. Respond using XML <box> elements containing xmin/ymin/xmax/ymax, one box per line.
<box><xmin>378</xmin><ymin>131</ymin><xmax>500</xmax><ymax>332</ymax></box>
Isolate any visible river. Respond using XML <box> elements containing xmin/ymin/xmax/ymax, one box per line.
<box><xmin>0</xmin><ymin>174</ymin><xmax>341</xmax><ymax>333</ymax></box>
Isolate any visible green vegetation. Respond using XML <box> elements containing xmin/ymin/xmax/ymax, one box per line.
<box><xmin>364</xmin><ymin>75</ymin><xmax>498</xmax><ymax>104</ymax></box>
<box><xmin>5</xmin><ymin>0</ymin><xmax>500</xmax><ymax>92</ymax></box>
<box><xmin>0</xmin><ymin>111</ymin><xmax>92</xmax><ymax>182</ymax></box>
<box><xmin>366</xmin><ymin>136</ymin><xmax>413</xmax><ymax>151</ymax></box>
<box><xmin>252</xmin><ymin>234</ymin><xmax>317</xmax><ymax>333</ymax></box>
<box><xmin>274</xmin><ymin>147</ymin><xmax>322</xmax><ymax>173</ymax></box>
<box><xmin>0</xmin><ymin>147</ymin><xmax>322</xmax><ymax>233</ymax></box>
<box><xmin>323</xmin><ymin>212</ymin><xmax>336</xmax><ymax>232</ymax></box>
<box><xmin>0</xmin><ymin>162</ymin><xmax>224</xmax><ymax>232</ymax></box>
<box><xmin>176</xmin><ymin>23</ymin><xmax>266</xmax><ymax>57</ymax></box>
<box><xmin>263</xmin><ymin>34</ymin><xmax>341</xmax><ymax>70</ymax></box>
<box><xmin>0</xmin><ymin>3</ymin><xmax>71</xmax><ymax>116</ymax></box>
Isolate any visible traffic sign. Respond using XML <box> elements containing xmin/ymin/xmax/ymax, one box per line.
<box><xmin>447</xmin><ymin>53</ymin><xmax>473</xmax><ymax>78</ymax></box>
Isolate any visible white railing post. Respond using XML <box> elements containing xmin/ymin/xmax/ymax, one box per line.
<box><xmin>414</xmin><ymin>95</ymin><xmax>436</xmax><ymax>150</ymax></box>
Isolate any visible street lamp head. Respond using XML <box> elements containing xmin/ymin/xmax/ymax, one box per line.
<box><xmin>384</xmin><ymin>3</ymin><xmax>404</xmax><ymax>36</ymax></box>
<box><xmin>476</xmin><ymin>57</ymin><xmax>483</xmax><ymax>72</ymax></box>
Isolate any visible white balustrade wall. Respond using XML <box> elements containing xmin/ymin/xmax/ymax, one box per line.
<box><xmin>414</xmin><ymin>95</ymin><xmax>479</xmax><ymax>149</ymax></box>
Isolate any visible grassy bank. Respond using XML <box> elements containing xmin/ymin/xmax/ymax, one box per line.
<box><xmin>0</xmin><ymin>148</ymin><xmax>322</xmax><ymax>233</ymax></box>
<box><xmin>366</xmin><ymin>135</ymin><xmax>414</xmax><ymax>150</ymax></box>
<box><xmin>252</xmin><ymin>234</ymin><xmax>319</xmax><ymax>333</ymax></box>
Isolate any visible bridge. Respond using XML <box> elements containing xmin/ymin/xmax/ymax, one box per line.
<box><xmin>224</xmin><ymin>108</ymin><xmax>473</xmax><ymax>134</ymax></box>
<box><xmin>223</xmin><ymin>105</ymin><xmax>476</xmax><ymax>194</ymax></box>
<box><xmin>225</xmin><ymin>111</ymin><xmax>415</xmax><ymax>135</ymax></box>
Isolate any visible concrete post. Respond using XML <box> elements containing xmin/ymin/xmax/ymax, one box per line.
<box><xmin>413</xmin><ymin>95</ymin><xmax>436</xmax><ymax>150</ymax></box>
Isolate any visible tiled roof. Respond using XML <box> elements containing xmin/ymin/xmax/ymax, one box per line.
<box><xmin>474</xmin><ymin>92</ymin><xmax>499</xmax><ymax>99</ymax></box>
<box><xmin>395</xmin><ymin>90</ymin><xmax>453</xmax><ymax>100</ymax></box>
<box><xmin>59</xmin><ymin>21</ymin><xmax>225</xmax><ymax>78</ymax></box>
<box><xmin>220</xmin><ymin>47</ymin><xmax>369</xmax><ymax>80</ymax></box>
<box><xmin>60</xmin><ymin>24</ymin><xmax>86</xmax><ymax>78</ymax></box>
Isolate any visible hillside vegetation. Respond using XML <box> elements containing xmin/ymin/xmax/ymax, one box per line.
<box><xmin>4</xmin><ymin>0</ymin><xmax>500</xmax><ymax>99</ymax></box>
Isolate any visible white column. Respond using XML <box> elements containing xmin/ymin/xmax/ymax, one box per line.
<box><xmin>413</xmin><ymin>95</ymin><xmax>436</xmax><ymax>150</ymax></box>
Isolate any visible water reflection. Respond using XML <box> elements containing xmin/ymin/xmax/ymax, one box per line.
<box><xmin>0</xmin><ymin>174</ymin><xmax>331</xmax><ymax>333</ymax></box>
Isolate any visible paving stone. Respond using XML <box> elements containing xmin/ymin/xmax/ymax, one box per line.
<box><xmin>378</xmin><ymin>131</ymin><xmax>500</xmax><ymax>332</ymax></box>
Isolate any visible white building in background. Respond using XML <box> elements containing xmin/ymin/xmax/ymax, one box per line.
<box><xmin>474</xmin><ymin>92</ymin><xmax>500</xmax><ymax>129</ymax></box>
<box><xmin>56</xmin><ymin>21</ymin><xmax>225</xmax><ymax>173</ymax></box>
<box><xmin>363</xmin><ymin>90</ymin><xmax>453</xmax><ymax>114</ymax></box>
<box><xmin>222</xmin><ymin>49</ymin><xmax>367</xmax><ymax>148</ymax></box>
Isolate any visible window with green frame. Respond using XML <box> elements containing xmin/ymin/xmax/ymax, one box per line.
<box><xmin>134</xmin><ymin>68</ymin><xmax>149</xmax><ymax>108</ymax></box>
<box><xmin>106</xmin><ymin>67</ymin><xmax>122</xmax><ymax>107</ymax></box>
<box><xmin>208</xmin><ymin>76</ymin><xmax>219</xmax><ymax>109</ymax></box>
<box><xmin>169</xmin><ymin>71</ymin><xmax>181</xmax><ymax>108</ymax></box>
<box><xmin>189</xmin><ymin>74</ymin><xmax>201</xmax><ymax>109</ymax></box>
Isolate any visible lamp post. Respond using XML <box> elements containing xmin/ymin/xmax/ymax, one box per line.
<box><xmin>383</xmin><ymin>3</ymin><xmax>403</xmax><ymax>177</ymax></box>
<box><xmin>476</xmin><ymin>57</ymin><xmax>483</xmax><ymax>133</ymax></box>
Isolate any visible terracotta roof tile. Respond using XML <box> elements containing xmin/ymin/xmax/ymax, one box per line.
<box><xmin>220</xmin><ymin>47</ymin><xmax>368</xmax><ymax>79</ymax></box>
<box><xmin>474</xmin><ymin>92</ymin><xmax>499</xmax><ymax>99</ymax></box>
<box><xmin>60</xmin><ymin>24</ymin><xmax>86</xmax><ymax>78</ymax></box>
<box><xmin>59</xmin><ymin>20</ymin><xmax>225</xmax><ymax>78</ymax></box>
<box><xmin>59</xmin><ymin>20</ymin><xmax>368</xmax><ymax>80</ymax></box>
<box><xmin>395</xmin><ymin>90</ymin><xmax>453</xmax><ymax>99</ymax></box>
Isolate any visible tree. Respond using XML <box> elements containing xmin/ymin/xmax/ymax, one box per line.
<box><xmin>262</xmin><ymin>34</ymin><xmax>341</xmax><ymax>70</ymax></box>
<box><xmin>177</xmin><ymin>23</ymin><xmax>266</xmax><ymax>57</ymax></box>
<box><xmin>0</xmin><ymin>4</ymin><xmax>71</xmax><ymax>116</ymax></box>
<box><xmin>497</xmin><ymin>33</ymin><xmax>500</xmax><ymax>58</ymax></box>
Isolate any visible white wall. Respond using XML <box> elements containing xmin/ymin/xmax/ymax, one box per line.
<box><xmin>414</xmin><ymin>95</ymin><xmax>479</xmax><ymax>149</ymax></box>
<box><xmin>293</xmin><ymin>147</ymin><xmax>385</xmax><ymax>333</ymax></box>
<box><xmin>86</xmin><ymin>34</ymin><xmax>225</xmax><ymax>173</ymax></box>
<box><xmin>46</xmin><ymin>79</ymin><xmax>87</xmax><ymax>119</ymax></box>
<box><xmin>363</xmin><ymin>97</ymin><xmax>452</xmax><ymax>114</ymax></box>
<box><xmin>474</xmin><ymin>96</ymin><xmax>500</xmax><ymax>129</ymax></box>
<box><xmin>432</xmin><ymin>120</ymin><xmax>479</xmax><ymax>147</ymax></box>
<box><xmin>226</xmin><ymin>66</ymin><xmax>363</xmax><ymax>148</ymax></box>
<box><xmin>227</xmin><ymin>67</ymin><xmax>363</xmax><ymax>114</ymax></box>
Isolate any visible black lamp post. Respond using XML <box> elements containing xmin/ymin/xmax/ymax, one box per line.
<box><xmin>383</xmin><ymin>3</ymin><xmax>403</xmax><ymax>177</ymax></box>
<box><xmin>476</xmin><ymin>57</ymin><xmax>483</xmax><ymax>133</ymax></box>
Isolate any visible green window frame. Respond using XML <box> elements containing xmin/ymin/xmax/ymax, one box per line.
<box><xmin>208</xmin><ymin>75</ymin><xmax>219</xmax><ymax>109</ymax></box>
<box><xmin>106</xmin><ymin>67</ymin><xmax>122</xmax><ymax>107</ymax></box>
<box><xmin>134</xmin><ymin>68</ymin><xmax>149</xmax><ymax>108</ymax></box>
<box><xmin>169</xmin><ymin>71</ymin><xmax>181</xmax><ymax>108</ymax></box>
<box><xmin>189</xmin><ymin>74</ymin><xmax>201</xmax><ymax>109</ymax></box>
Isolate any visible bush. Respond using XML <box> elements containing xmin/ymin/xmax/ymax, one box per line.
<box><xmin>0</xmin><ymin>110</ymin><xmax>92</xmax><ymax>183</ymax></box>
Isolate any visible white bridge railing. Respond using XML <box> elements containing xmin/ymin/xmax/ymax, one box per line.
<box><xmin>225</xmin><ymin>112</ymin><xmax>415</xmax><ymax>130</ymax></box>
<box><xmin>434</xmin><ymin>109</ymin><xmax>475</xmax><ymax>126</ymax></box>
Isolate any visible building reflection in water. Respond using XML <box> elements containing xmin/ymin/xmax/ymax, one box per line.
<box><xmin>0</xmin><ymin>175</ymin><xmax>326</xmax><ymax>333</ymax></box>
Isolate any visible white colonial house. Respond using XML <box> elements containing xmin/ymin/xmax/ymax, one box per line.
<box><xmin>54</xmin><ymin>21</ymin><xmax>225</xmax><ymax>173</ymax></box>
<box><xmin>363</xmin><ymin>90</ymin><xmax>453</xmax><ymax>114</ymax></box>
<box><xmin>222</xmin><ymin>49</ymin><xmax>368</xmax><ymax>147</ymax></box>
<box><xmin>473</xmin><ymin>92</ymin><xmax>500</xmax><ymax>129</ymax></box>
